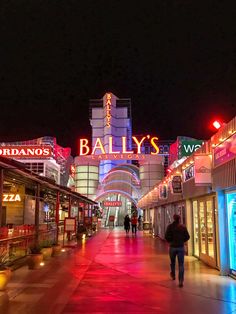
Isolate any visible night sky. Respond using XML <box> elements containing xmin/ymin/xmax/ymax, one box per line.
<box><xmin>0</xmin><ymin>1</ymin><xmax>236</xmax><ymax>156</ymax></box>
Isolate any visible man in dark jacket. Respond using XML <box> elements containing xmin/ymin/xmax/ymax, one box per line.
<box><xmin>165</xmin><ymin>214</ymin><xmax>190</xmax><ymax>288</ymax></box>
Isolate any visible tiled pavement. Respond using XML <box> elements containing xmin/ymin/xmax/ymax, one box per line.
<box><xmin>1</xmin><ymin>228</ymin><xmax>236</xmax><ymax>314</ymax></box>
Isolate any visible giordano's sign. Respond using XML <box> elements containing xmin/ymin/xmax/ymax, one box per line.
<box><xmin>78</xmin><ymin>135</ymin><xmax>160</xmax><ymax>161</ymax></box>
<box><xmin>0</xmin><ymin>145</ymin><xmax>52</xmax><ymax>158</ymax></box>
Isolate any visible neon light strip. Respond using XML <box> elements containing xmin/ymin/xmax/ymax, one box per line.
<box><xmin>102</xmin><ymin>169</ymin><xmax>140</xmax><ymax>185</ymax></box>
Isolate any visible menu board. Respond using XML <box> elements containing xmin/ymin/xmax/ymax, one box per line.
<box><xmin>64</xmin><ymin>218</ymin><xmax>76</xmax><ymax>232</ymax></box>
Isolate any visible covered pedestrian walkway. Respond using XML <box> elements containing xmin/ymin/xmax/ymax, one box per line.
<box><xmin>1</xmin><ymin>228</ymin><xmax>236</xmax><ymax>313</ymax></box>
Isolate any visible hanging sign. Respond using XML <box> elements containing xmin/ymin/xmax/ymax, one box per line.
<box><xmin>194</xmin><ymin>155</ymin><xmax>212</xmax><ymax>184</ymax></box>
<box><xmin>103</xmin><ymin>201</ymin><xmax>122</xmax><ymax>207</ymax></box>
<box><xmin>183</xmin><ymin>165</ymin><xmax>194</xmax><ymax>181</ymax></box>
<box><xmin>213</xmin><ymin>132</ymin><xmax>236</xmax><ymax>167</ymax></box>
<box><xmin>171</xmin><ymin>176</ymin><xmax>182</xmax><ymax>194</ymax></box>
<box><xmin>159</xmin><ymin>184</ymin><xmax>168</xmax><ymax>199</ymax></box>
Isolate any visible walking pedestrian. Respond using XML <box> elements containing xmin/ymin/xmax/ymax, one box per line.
<box><xmin>124</xmin><ymin>214</ymin><xmax>131</xmax><ymax>234</ymax></box>
<box><xmin>138</xmin><ymin>215</ymin><xmax>142</xmax><ymax>230</ymax></box>
<box><xmin>165</xmin><ymin>214</ymin><xmax>190</xmax><ymax>288</ymax></box>
<box><xmin>131</xmin><ymin>215</ymin><xmax>138</xmax><ymax>235</ymax></box>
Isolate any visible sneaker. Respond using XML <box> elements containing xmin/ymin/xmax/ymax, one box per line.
<box><xmin>170</xmin><ymin>272</ymin><xmax>175</xmax><ymax>280</ymax></box>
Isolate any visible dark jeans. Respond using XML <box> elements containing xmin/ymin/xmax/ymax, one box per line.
<box><xmin>125</xmin><ymin>226</ymin><xmax>130</xmax><ymax>233</ymax></box>
<box><xmin>132</xmin><ymin>224</ymin><xmax>137</xmax><ymax>233</ymax></box>
<box><xmin>169</xmin><ymin>247</ymin><xmax>185</xmax><ymax>282</ymax></box>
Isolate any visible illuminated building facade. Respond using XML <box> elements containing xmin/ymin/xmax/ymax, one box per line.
<box><xmin>0</xmin><ymin>137</ymin><xmax>73</xmax><ymax>186</ymax></box>
<box><xmin>138</xmin><ymin>115</ymin><xmax>236</xmax><ymax>278</ymax></box>
<box><xmin>89</xmin><ymin>92</ymin><xmax>132</xmax><ymax>180</ymax></box>
<box><xmin>74</xmin><ymin>92</ymin><xmax>167</xmax><ymax>226</ymax></box>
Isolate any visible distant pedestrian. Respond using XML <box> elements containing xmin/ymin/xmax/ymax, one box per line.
<box><xmin>131</xmin><ymin>215</ymin><xmax>138</xmax><ymax>235</ymax></box>
<box><xmin>138</xmin><ymin>215</ymin><xmax>142</xmax><ymax>230</ymax></box>
<box><xmin>165</xmin><ymin>214</ymin><xmax>190</xmax><ymax>288</ymax></box>
<box><xmin>124</xmin><ymin>215</ymin><xmax>131</xmax><ymax>234</ymax></box>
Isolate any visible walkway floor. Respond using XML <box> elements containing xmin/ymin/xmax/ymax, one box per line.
<box><xmin>1</xmin><ymin>228</ymin><xmax>236</xmax><ymax>314</ymax></box>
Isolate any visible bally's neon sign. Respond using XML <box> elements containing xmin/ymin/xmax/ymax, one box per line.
<box><xmin>106</xmin><ymin>93</ymin><xmax>111</xmax><ymax>127</ymax></box>
<box><xmin>79</xmin><ymin>136</ymin><xmax>159</xmax><ymax>156</ymax></box>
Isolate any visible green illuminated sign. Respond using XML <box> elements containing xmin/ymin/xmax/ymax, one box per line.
<box><xmin>181</xmin><ymin>140</ymin><xmax>203</xmax><ymax>157</ymax></box>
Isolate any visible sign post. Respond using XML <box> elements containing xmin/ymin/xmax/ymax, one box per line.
<box><xmin>63</xmin><ymin>218</ymin><xmax>76</xmax><ymax>247</ymax></box>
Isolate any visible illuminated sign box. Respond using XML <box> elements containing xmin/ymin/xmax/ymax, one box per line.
<box><xmin>0</xmin><ymin>145</ymin><xmax>52</xmax><ymax>158</ymax></box>
<box><xmin>171</xmin><ymin>176</ymin><xmax>182</xmax><ymax>194</ymax></box>
<box><xmin>103</xmin><ymin>201</ymin><xmax>122</xmax><ymax>207</ymax></box>
<box><xmin>181</xmin><ymin>140</ymin><xmax>203</xmax><ymax>157</ymax></box>
<box><xmin>213</xmin><ymin>132</ymin><xmax>236</xmax><ymax>167</ymax></box>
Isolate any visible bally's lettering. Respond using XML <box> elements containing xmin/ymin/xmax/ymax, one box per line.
<box><xmin>106</xmin><ymin>93</ymin><xmax>112</xmax><ymax>127</ymax></box>
<box><xmin>79</xmin><ymin>136</ymin><xmax>159</xmax><ymax>156</ymax></box>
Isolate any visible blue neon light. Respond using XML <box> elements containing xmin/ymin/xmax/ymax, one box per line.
<box><xmin>226</xmin><ymin>193</ymin><xmax>236</xmax><ymax>272</ymax></box>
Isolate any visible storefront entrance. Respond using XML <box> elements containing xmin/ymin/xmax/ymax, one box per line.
<box><xmin>192</xmin><ymin>197</ymin><xmax>217</xmax><ymax>268</ymax></box>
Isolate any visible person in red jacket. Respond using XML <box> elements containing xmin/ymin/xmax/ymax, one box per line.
<box><xmin>131</xmin><ymin>215</ymin><xmax>138</xmax><ymax>235</ymax></box>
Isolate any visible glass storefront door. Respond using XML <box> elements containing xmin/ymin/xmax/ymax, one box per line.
<box><xmin>226</xmin><ymin>192</ymin><xmax>236</xmax><ymax>275</ymax></box>
<box><xmin>199</xmin><ymin>201</ymin><xmax>207</xmax><ymax>254</ymax></box>
<box><xmin>206</xmin><ymin>200</ymin><xmax>215</xmax><ymax>258</ymax></box>
<box><xmin>193</xmin><ymin>201</ymin><xmax>199</xmax><ymax>256</ymax></box>
<box><xmin>192</xmin><ymin>197</ymin><xmax>217</xmax><ymax>267</ymax></box>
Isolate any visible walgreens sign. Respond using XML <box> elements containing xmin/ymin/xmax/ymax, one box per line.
<box><xmin>0</xmin><ymin>145</ymin><xmax>52</xmax><ymax>158</ymax></box>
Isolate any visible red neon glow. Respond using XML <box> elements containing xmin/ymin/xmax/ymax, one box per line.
<box><xmin>212</xmin><ymin>120</ymin><xmax>222</xmax><ymax>129</ymax></box>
